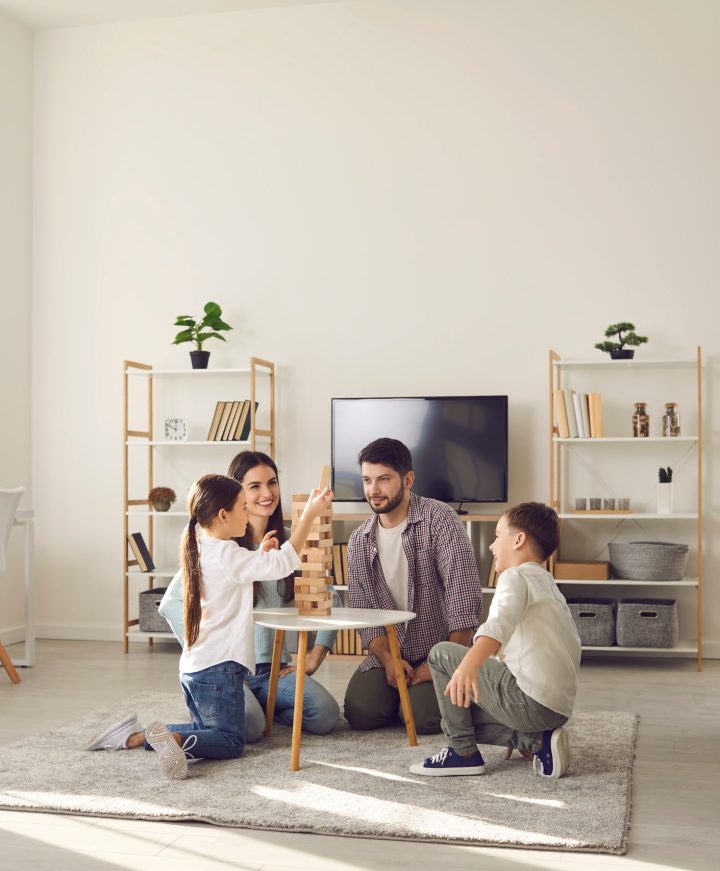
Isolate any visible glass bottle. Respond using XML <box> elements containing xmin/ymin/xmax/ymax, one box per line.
<box><xmin>632</xmin><ymin>402</ymin><xmax>649</xmax><ymax>437</ymax></box>
<box><xmin>663</xmin><ymin>402</ymin><xmax>681</xmax><ymax>437</ymax></box>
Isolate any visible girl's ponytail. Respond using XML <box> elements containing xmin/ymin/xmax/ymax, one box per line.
<box><xmin>181</xmin><ymin>474</ymin><xmax>242</xmax><ymax>649</ymax></box>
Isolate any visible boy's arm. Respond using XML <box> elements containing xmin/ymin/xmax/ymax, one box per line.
<box><xmin>445</xmin><ymin>635</ymin><xmax>501</xmax><ymax>707</ymax></box>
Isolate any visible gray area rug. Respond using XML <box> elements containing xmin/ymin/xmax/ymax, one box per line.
<box><xmin>0</xmin><ymin>692</ymin><xmax>637</xmax><ymax>854</ymax></box>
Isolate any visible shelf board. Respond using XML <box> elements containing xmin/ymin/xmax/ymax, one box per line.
<box><xmin>553</xmin><ymin>358</ymin><xmax>697</xmax><ymax>369</ymax></box>
<box><xmin>554</xmin><ymin>436</ymin><xmax>698</xmax><ymax>444</ymax></box>
<box><xmin>580</xmin><ymin>640</ymin><xmax>697</xmax><ymax>654</ymax></box>
<box><xmin>127</xmin><ymin>368</ymin><xmax>255</xmax><ymax>377</ymax></box>
<box><xmin>126</xmin><ymin>440</ymin><xmax>260</xmax><ymax>446</ymax></box>
<box><xmin>127</xmin><ymin>510</ymin><xmax>187</xmax><ymax>517</ymax></box>
<box><xmin>558</xmin><ymin>512</ymin><xmax>698</xmax><ymax>520</ymax></box>
<box><xmin>127</xmin><ymin>568</ymin><xmax>178</xmax><ymax>577</ymax></box>
<box><xmin>483</xmin><ymin>578</ymin><xmax>698</xmax><ymax>592</ymax></box>
<box><xmin>127</xmin><ymin>626</ymin><xmax>178</xmax><ymax>641</ymax></box>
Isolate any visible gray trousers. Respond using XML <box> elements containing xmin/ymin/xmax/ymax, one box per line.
<box><xmin>428</xmin><ymin>641</ymin><xmax>567</xmax><ymax>755</ymax></box>
<box><xmin>344</xmin><ymin>665</ymin><xmax>441</xmax><ymax>735</ymax></box>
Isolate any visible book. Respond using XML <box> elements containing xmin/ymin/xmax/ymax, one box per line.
<box><xmin>333</xmin><ymin>544</ymin><xmax>344</xmax><ymax>584</ymax></box>
<box><xmin>127</xmin><ymin>532</ymin><xmax>155</xmax><ymax>572</ymax></box>
<box><xmin>341</xmin><ymin>543</ymin><xmax>349</xmax><ymax>583</ymax></box>
<box><xmin>238</xmin><ymin>401</ymin><xmax>259</xmax><ymax>441</ymax></box>
<box><xmin>221</xmin><ymin>401</ymin><xmax>242</xmax><ymax>440</ymax></box>
<box><xmin>590</xmin><ymin>393</ymin><xmax>604</xmax><ymax>437</ymax></box>
<box><xmin>562</xmin><ymin>389</ymin><xmax>579</xmax><ymax>438</ymax></box>
<box><xmin>207</xmin><ymin>401</ymin><xmax>226</xmax><ymax>441</ymax></box>
<box><xmin>553</xmin><ymin>389</ymin><xmax>570</xmax><ymax>438</ymax></box>
<box><xmin>213</xmin><ymin>402</ymin><xmax>234</xmax><ymax>441</ymax></box>
<box><xmin>580</xmin><ymin>393</ymin><xmax>591</xmax><ymax>439</ymax></box>
<box><xmin>232</xmin><ymin>400</ymin><xmax>251</xmax><ymax>441</ymax></box>
<box><xmin>487</xmin><ymin>558</ymin><xmax>497</xmax><ymax>588</ymax></box>
<box><xmin>572</xmin><ymin>393</ymin><xmax>585</xmax><ymax>438</ymax></box>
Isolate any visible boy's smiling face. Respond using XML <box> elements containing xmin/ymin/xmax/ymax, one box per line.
<box><xmin>489</xmin><ymin>514</ymin><xmax>522</xmax><ymax>574</ymax></box>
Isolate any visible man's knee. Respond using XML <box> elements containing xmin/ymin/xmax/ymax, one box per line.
<box><xmin>428</xmin><ymin>640</ymin><xmax>466</xmax><ymax>672</ymax></box>
<box><xmin>344</xmin><ymin>669</ymin><xmax>397</xmax><ymax>731</ymax></box>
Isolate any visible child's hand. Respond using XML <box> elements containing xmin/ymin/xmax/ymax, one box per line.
<box><xmin>260</xmin><ymin>530</ymin><xmax>279</xmax><ymax>552</ymax></box>
<box><xmin>301</xmin><ymin>487</ymin><xmax>333</xmax><ymax>518</ymax></box>
<box><xmin>444</xmin><ymin>661</ymin><xmax>480</xmax><ymax>707</ymax></box>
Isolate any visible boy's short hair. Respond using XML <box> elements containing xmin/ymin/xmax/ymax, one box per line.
<box><xmin>357</xmin><ymin>437</ymin><xmax>413</xmax><ymax>476</ymax></box>
<box><xmin>504</xmin><ymin>502</ymin><xmax>560</xmax><ymax>561</ymax></box>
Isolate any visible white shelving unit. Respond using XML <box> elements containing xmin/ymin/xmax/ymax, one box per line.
<box><xmin>122</xmin><ymin>358</ymin><xmax>275</xmax><ymax>652</ymax></box>
<box><xmin>548</xmin><ymin>348</ymin><xmax>703</xmax><ymax>668</ymax></box>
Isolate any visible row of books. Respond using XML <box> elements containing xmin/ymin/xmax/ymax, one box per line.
<box><xmin>207</xmin><ymin>400</ymin><xmax>258</xmax><ymax>441</ymax></box>
<box><xmin>553</xmin><ymin>389</ymin><xmax>604</xmax><ymax>438</ymax></box>
<box><xmin>332</xmin><ymin>628</ymin><xmax>366</xmax><ymax>656</ymax></box>
<box><xmin>486</xmin><ymin>559</ymin><xmax>499</xmax><ymax>588</ymax></box>
<box><xmin>331</xmin><ymin>543</ymin><xmax>350</xmax><ymax>585</ymax></box>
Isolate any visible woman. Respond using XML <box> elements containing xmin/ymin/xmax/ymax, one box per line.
<box><xmin>158</xmin><ymin>451</ymin><xmax>340</xmax><ymax>742</ymax></box>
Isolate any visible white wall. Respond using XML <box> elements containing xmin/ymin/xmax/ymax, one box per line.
<box><xmin>31</xmin><ymin>0</ymin><xmax>720</xmax><ymax>651</ymax></box>
<box><xmin>0</xmin><ymin>10</ymin><xmax>32</xmax><ymax>643</ymax></box>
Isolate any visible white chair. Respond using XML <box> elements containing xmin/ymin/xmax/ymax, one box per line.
<box><xmin>0</xmin><ymin>487</ymin><xmax>25</xmax><ymax>683</ymax></box>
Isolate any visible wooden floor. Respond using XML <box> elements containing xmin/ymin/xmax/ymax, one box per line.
<box><xmin>0</xmin><ymin>640</ymin><xmax>718</xmax><ymax>870</ymax></box>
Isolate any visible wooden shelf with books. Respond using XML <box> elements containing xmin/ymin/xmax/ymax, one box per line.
<box><xmin>122</xmin><ymin>357</ymin><xmax>275</xmax><ymax>653</ymax></box>
<box><xmin>548</xmin><ymin>348</ymin><xmax>703</xmax><ymax>669</ymax></box>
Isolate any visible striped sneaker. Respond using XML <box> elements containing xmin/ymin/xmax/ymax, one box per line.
<box><xmin>145</xmin><ymin>721</ymin><xmax>188</xmax><ymax>780</ymax></box>
<box><xmin>86</xmin><ymin>713</ymin><xmax>139</xmax><ymax>751</ymax></box>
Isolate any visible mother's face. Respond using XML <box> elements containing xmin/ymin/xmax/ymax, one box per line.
<box><xmin>240</xmin><ymin>464</ymin><xmax>280</xmax><ymax>519</ymax></box>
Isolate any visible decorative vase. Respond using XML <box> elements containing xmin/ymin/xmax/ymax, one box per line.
<box><xmin>610</xmin><ymin>349</ymin><xmax>635</xmax><ymax>360</ymax></box>
<box><xmin>153</xmin><ymin>500</ymin><xmax>172</xmax><ymax>512</ymax></box>
<box><xmin>657</xmin><ymin>483</ymin><xmax>673</xmax><ymax>515</ymax></box>
<box><xmin>190</xmin><ymin>350</ymin><xmax>210</xmax><ymax>369</ymax></box>
<box><xmin>632</xmin><ymin>402</ymin><xmax>649</xmax><ymax>437</ymax></box>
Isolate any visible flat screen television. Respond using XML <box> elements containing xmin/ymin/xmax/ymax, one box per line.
<box><xmin>331</xmin><ymin>396</ymin><xmax>508</xmax><ymax>503</ymax></box>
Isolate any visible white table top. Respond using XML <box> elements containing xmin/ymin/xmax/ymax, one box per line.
<box><xmin>254</xmin><ymin>606</ymin><xmax>415</xmax><ymax>631</ymax></box>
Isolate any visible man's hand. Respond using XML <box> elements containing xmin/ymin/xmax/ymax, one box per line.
<box><xmin>409</xmin><ymin>661</ymin><xmax>432</xmax><ymax>685</ymax></box>
<box><xmin>384</xmin><ymin>658</ymin><xmax>414</xmax><ymax>689</ymax></box>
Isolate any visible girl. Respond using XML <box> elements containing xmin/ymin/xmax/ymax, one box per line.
<box><xmin>157</xmin><ymin>451</ymin><xmax>340</xmax><ymax>739</ymax></box>
<box><xmin>87</xmin><ymin>472</ymin><xmax>332</xmax><ymax>780</ymax></box>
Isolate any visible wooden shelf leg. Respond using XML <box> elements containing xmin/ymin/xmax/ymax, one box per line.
<box><xmin>0</xmin><ymin>642</ymin><xmax>21</xmax><ymax>684</ymax></box>
<box><xmin>386</xmin><ymin>624</ymin><xmax>418</xmax><ymax>746</ymax></box>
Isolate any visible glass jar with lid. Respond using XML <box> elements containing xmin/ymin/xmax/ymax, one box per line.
<box><xmin>663</xmin><ymin>402</ymin><xmax>681</xmax><ymax>437</ymax></box>
<box><xmin>632</xmin><ymin>402</ymin><xmax>649</xmax><ymax>437</ymax></box>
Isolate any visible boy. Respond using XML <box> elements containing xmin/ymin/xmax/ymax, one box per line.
<box><xmin>409</xmin><ymin>502</ymin><xmax>581</xmax><ymax>779</ymax></box>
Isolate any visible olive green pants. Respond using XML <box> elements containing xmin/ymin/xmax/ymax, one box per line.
<box><xmin>343</xmin><ymin>665</ymin><xmax>441</xmax><ymax>735</ymax></box>
<box><xmin>428</xmin><ymin>641</ymin><xmax>567</xmax><ymax>755</ymax></box>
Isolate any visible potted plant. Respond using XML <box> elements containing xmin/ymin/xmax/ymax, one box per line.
<box><xmin>149</xmin><ymin>486</ymin><xmax>176</xmax><ymax>512</ymax></box>
<box><xmin>594</xmin><ymin>322</ymin><xmax>649</xmax><ymax>360</ymax></box>
<box><xmin>172</xmin><ymin>302</ymin><xmax>232</xmax><ymax>369</ymax></box>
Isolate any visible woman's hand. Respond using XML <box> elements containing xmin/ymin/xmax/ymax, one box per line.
<box><xmin>259</xmin><ymin>530</ymin><xmax>279</xmax><ymax>552</ymax></box>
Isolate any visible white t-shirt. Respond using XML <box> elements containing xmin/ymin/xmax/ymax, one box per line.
<box><xmin>475</xmin><ymin>561</ymin><xmax>581</xmax><ymax>717</ymax></box>
<box><xmin>179</xmin><ymin>536</ymin><xmax>300</xmax><ymax>676</ymax></box>
<box><xmin>375</xmin><ymin>518</ymin><xmax>409</xmax><ymax>612</ymax></box>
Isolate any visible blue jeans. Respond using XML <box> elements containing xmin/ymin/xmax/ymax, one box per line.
<box><xmin>246</xmin><ymin>662</ymin><xmax>340</xmax><ymax>735</ymax></box>
<box><xmin>146</xmin><ymin>661</ymin><xmax>249</xmax><ymax>760</ymax></box>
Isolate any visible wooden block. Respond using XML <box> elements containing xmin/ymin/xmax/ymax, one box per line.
<box><xmin>318</xmin><ymin>464</ymin><xmax>331</xmax><ymax>490</ymax></box>
<box><xmin>298</xmin><ymin>570</ymin><xmax>328</xmax><ymax>579</ymax></box>
<box><xmin>294</xmin><ymin>582</ymin><xmax>329</xmax><ymax>594</ymax></box>
<box><xmin>298</xmin><ymin>562</ymin><xmax>329</xmax><ymax>573</ymax></box>
<box><xmin>295</xmin><ymin>592</ymin><xmax>332</xmax><ymax>603</ymax></box>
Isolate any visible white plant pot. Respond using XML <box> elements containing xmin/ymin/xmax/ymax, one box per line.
<box><xmin>657</xmin><ymin>483</ymin><xmax>673</xmax><ymax>515</ymax></box>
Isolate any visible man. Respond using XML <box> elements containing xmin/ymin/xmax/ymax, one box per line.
<box><xmin>344</xmin><ymin>437</ymin><xmax>483</xmax><ymax>734</ymax></box>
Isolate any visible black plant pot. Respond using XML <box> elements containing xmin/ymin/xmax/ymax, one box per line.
<box><xmin>610</xmin><ymin>349</ymin><xmax>635</xmax><ymax>360</ymax></box>
<box><xmin>190</xmin><ymin>350</ymin><xmax>210</xmax><ymax>369</ymax></box>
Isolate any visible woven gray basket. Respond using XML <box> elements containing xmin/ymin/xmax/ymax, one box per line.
<box><xmin>139</xmin><ymin>587</ymin><xmax>169</xmax><ymax>632</ymax></box>
<box><xmin>616</xmin><ymin>598</ymin><xmax>679</xmax><ymax>648</ymax></box>
<box><xmin>567</xmin><ymin>598</ymin><xmax>616</xmax><ymax>647</ymax></box>
<box><xmin>607</xmin><ymin>541</ymin><xmax>688</xmax><ymax>581</ymax></box>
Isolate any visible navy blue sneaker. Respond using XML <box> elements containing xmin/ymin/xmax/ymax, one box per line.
<box><xmin>533</xmin><ymin>726</ymin><xmax>570</xmax><ymax>779</ymax></box>
<box><xmin>409</xmin><ymin>746</ymin><xmax>485</xmax><ymax>776</ymax></box>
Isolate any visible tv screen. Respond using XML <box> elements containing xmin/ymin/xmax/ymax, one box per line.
<box><xmin>331</xmin><ymin>396</ymin><xmax>508</xmax><ymax>503</ymax></box>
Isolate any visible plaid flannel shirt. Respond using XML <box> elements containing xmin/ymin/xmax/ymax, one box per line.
<box><xmin>347</xmin><ymin>493</ymin><xmax>483</xmax><ymax>672</ymax></box>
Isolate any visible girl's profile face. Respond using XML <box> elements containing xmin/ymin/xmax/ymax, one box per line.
<box><xmin>241</xmin><ymin>464</ymin><xmax>280</xmax><ymax>519</ymax></box>
<box><xmin>225</xmin><ymin>492</ymin><xmax>250</xmax><ymax>537</ymax></box>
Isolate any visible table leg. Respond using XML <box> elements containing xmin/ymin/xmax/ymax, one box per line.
<box><xmin>386</xmin><ymin>624</ymin><xmax>418</xmax><ymax>746</ymax></box>
<box><xmin>290</xmin><ymin>630</ymin><xmax>308</xmax><ymax>771</ymax></box>
<box><xmin>264</xmin><ymin>628</ymin><xmax>285</xmax><ymax>737</ymax></box>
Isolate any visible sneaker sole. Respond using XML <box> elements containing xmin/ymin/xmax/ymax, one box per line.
<box><xmin>544</xmin><ymin>727</ymin><xmax>571</xmax><ymax>779</ymax></box>
<box><xmin>85</xmin><ymin>712</ymin><xmax>138</xmax><ymax>751</ymax></box>
<box><xmin>146</xmin><ymin>721</ymin><xmax>188</xmax><ymax>780</ymax></box>
<box><xmin>409</xmin><ymin>763</ymin><xmax>485</xmax><ymax>776</ymax></box>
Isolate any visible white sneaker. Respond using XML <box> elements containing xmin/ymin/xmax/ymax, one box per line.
<box><xmin>145</xmin><ymin>720</ymin><xmax>188</xmax><ymax>780</ymax></box>
<box><xmin>86</xmin><ymin>712</ymin><xmax>139</xmax><ymax>751</ymax></box>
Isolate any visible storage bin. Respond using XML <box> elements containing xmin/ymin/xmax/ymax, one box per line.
<box><xmin>608</xmin><ymin>541</ymin><xmax>688</xmax><ymax>581</ymax></box>
<box><xmin>139</xmin><ymin>587</ymin><xmax>169</xmax><ymax>633</ymax></box>
<box><xmin>616</xmin><ymin>598</ymin><xmax>679</xmax><ymax>648</ymax></box>
<box><xmin>566</xmin><ymin>598</ymin><xmax>616</xmax><ymax>647</ymax></box>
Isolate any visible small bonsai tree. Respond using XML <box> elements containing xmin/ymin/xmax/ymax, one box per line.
<box><xmin>594</xmin><ymin>322</ymin><xmax>648</xmax><ymax>357</ymax></box>
<box><xmin>148</xmin><ymin>486</ymin><xmax>176</xmax><ymax>511</ymax></box>
<box><xmin>172</xmin><ymin>302</ymin><xmax>232</xmax><ymax>350</ymax></box>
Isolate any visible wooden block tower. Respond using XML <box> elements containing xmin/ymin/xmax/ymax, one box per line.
<box><xmin>292</xmin><ymin>466</ymin><xmax>334</xmax><ymax>616</ymax></box>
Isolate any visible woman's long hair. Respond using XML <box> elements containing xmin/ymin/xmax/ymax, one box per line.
<box><xmin>181</xmin><ymin>473</ymin><xmax>242</xmax><ymax>648</ymax></box>
<box><xmin>227</xmin><ymin>451</ymin><xmax>294</xmax><ymax>605</ymax></box>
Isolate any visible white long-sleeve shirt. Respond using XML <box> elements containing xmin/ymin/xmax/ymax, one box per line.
<box><xmin>475</xmin><ymin>561</ymin><xmax>581</xmax><ymax>717</ymax></box>
<box><xmin>179</xmin><ymin>536</ymin><xmax>300</xmax><ymax>676</ymax></box>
